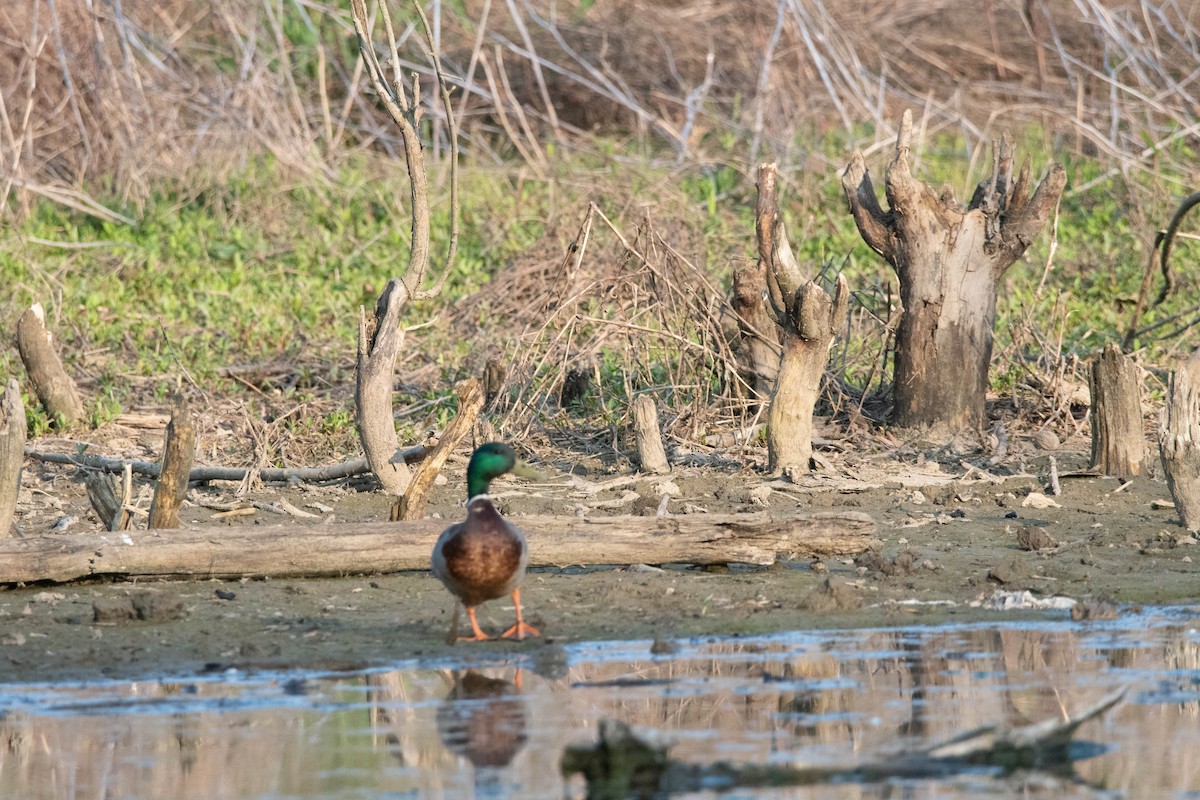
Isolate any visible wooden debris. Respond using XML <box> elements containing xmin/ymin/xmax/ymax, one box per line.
<box><xmin>395</xmin><ymin>378</ymin><xmax>484</xmax><ymax>521</ymax></box>
<box><xmin>27</xmin><ymin>444</ymin><xmax>431</xmax><ymax>483</ymax></box>
<box><xmin>632</xmin><ymin>395</ymin><xmax>670</xmax><ymax>475</ymax></box>
<box><xmin>1160</xmin><ymin>351</ymin><xmax>1200</xmax><ymax>530</ymax></box>
<box><xmin>148</xmin><ymin>395</ymin><xmax>195</xmax><ymax>529</ymax></box>
<box><xmin>1089</xmin><ymin>343</ymin><xmax>1145</xmax><ymax>478</ymax></box>
<box><xmin>0</xmin><ymin>379</ymin><xmax>26</xmax><ymax>536</ymax></box>
<box><xmin>0</xmin><ymin>510</ymin><xmax>878</xmax><ymax>584</ymax></box>
<box><xmin>16</xmin><ymin>303</ymin><xmax>85</xmax><ymax>426</ymax></box>
<box><xmin>86</xmin><ymin>464</ymin><xmax>133</xmax><ymax>532</ymax></box>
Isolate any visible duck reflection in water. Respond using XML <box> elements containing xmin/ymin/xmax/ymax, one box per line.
<box><xmin>437</xmin><ymin>669</ymin><xmax>529</xmax><ymax>794</ymax></box>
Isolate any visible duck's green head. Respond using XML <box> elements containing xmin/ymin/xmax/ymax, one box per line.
<box><xmin>466</xmin><ymin>442</ymin><xmax>541</xmax><ymax>498</ymax></box>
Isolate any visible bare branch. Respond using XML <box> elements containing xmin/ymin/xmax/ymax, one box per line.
<box><xmin>840</xmin><ymin>153</ymin><xmax>894</xmax><ymax>263</ymax></box>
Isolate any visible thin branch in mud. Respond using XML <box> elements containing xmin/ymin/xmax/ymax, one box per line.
<box><xmin>26</xmin><ymin>445</ymin><xmax>431</xmax><ymax>484</ymax></box>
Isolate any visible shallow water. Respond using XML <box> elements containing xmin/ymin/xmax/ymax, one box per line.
<box><xmin>1</xmin><ymin>609</ymin><xmax>1198</xmax><ymax>799</ymax></box>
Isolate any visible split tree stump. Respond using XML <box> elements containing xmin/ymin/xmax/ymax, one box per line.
<box><xmin>0</xmin><ymin>379</ymin><xmax>26</xmax><ymax>536</ymax></box>
<box><xmin>1160</xmin><ymin>352</ymin><xmax>1200</xmax><ymax>530</ymax></box>
<box><xmin>16</xmin><ymin>303</ymin><xmax>85</xmax><ymax>427</ymax></box>
<box><xmin>1089</xmin><ymin>344</ymin><xmax>1145</xmax><ymax>478</ymax></box>
<box><xmin>756</xmin><ymin>163</ymin><xmax>847</xmax><ymax>477</ymax></box>
<box><xmin>842</xmin><ymin>110</ymin><xmax>1066</xmax><ymax>433</ymax></box>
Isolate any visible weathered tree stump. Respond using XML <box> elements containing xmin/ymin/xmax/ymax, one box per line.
<box><xmin>1089</xmin><ymin>344</ymin><xmax>1145</xmax><ymax>478</ymax></box>
<box><xmin>86</xmin><ymin>464</ymin><xmax>133</xmax><ymax>532</ymax></box>
<box><xmin>0</xmin><ymin>379</ymin><xmax>26</xmax><ymax>536</ymax></box>
<box><xmin>842</xmin><ymin>110</ymin><xmax>1066</xmax><ymax>433</ymax></box>
<box><xmin>1160</xmin><ymin>351</ymin><xmax>1200</xmax><ymax>530</ymax></box>
<box><xmin>16</xmin><ymin>303</ymin><xmax>85</xmax><ymax>427</ymax></box>
<box><xmin>756</xmin><ymin>163</ymin><xmax>847</xmax><ymax>477</ymax></box>
<box><xmin>148</xmin><ymin>395</ymin><xmax>196</xmax><ymax>529</ymax></box>
<box><xmin>724</xmin><ymin>262</ymin><xmax>780</xmax><ymax>403</ymax></box>
<box><xmin>395</xmin><ymin>378</ymin><xmax>484</xmax><ymax>521</ymax></box>
<box><xmin>632</xmin><ymin>395</ymin><xmax>670</xmax><ymax>475</ymax></box>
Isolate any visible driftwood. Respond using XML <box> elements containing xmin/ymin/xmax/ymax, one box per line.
<box><xmin>395</xmin><ymin>378</ymin><xmax>483</xmax><ymax>520</ymax></box>
<box><xmin>842</xmin><ymin>110</ymin><xmax>1065</xmax><ymax>433</ymax></box>
<box><xmin>757</xmin><ymin>163</ymin><xmax>847</xmax><ymax>477</ymax></box>
<box><xmin>1089</xmin><ymin>343</ymin><xmax>1145</xmax><ymax>478</ymax></box>
<box><xmin>148</xmin><ymin>395</ymin><xmax>196</xmax><ymax>529</ymax></box>
<box><xmin>16</xmin><ymin>303</ymin><xmax>85</xmax><ymax>426</ymax></box>
<box><xmin>1160</xmin><ymin>351</ymin><xmax>1200</xmax><ymax>530</ymax></box>
<box><xmin>563</xmin><ymin>688</ymin><xmax>1127</xmax><ymax>797</ymax></box>
<box><xmin>0</xmin><ymin>379</ymin><xmax>26</xmax><ymax>536</ymax></box>
<box><xmin>632</xmin><ymin>395</ymin><xmax>670</xmax><ymax>475</ymax></box>
<box><xmin>85</xmin><ymin>464</ymin><xmax>133</xmax><ymax>532</ymax></box>
<box><xmin>349</xmin><ymin>0</ymin><xmax>459</xmax><ymax>495</ymax></box>
<box><xmin>26</xmin><ymin>445</ymin><xmax>431</xmax><ymax>483</ymax></box>
<box><xmin>0</xmin><ymin>510</ymin><xmax>878</xmax><ymax>584</ymax></box>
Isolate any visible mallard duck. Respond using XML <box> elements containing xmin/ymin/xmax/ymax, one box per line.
<box><xmin>432</xmin><ymin>442</ymin><xmax>541</xmax><ymax>643</ymax></box>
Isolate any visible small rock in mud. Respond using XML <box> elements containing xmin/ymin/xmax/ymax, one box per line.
<box><xmin>1071</xmin><ymin>599</ymin><xmax>1120</xmax><ymax>621</ymax></box>
<box><xmin>650</xmin><ymin>635</ymin><xmax>678</xmax><ymax>655</ymax></box>
<box><xmin>239</xmin><ymin>639</ymin><xmax>281</xmax><ymax>659</ymax></box>
<box><xmin>1017</xmin><ymin>526</ymin><xmax>1058</xmax><ymax>551</ymax></box>
<box><xmin>988</xmin><ymin>557</ymin><xmax>1032</xmax><ymax>586</ymax></box>
<box><xmin>1033</xmin><ymin>430</ymin><xmax>1061</xmax><ymax>451</ymax></box>
<box><xmin>130</xmin><ymin>591</ymin><xmax>185</xmax><ymax>622</ymax></box>
<box><xmin>799</xmin><ymin>578</ymin><xmax>862</xmax><ymax>612</ymax></box>
<box><xmin>859</xmin><ymin>550</ymin><xmax>915</xmax><ymax>577</ymax></box>
<box><xmin>93</xmin><ymin>596</ymin><xmax>137</xmax><ymax>623</ymax></box>
<box><xmin>214</xmin><ymin>588</ymin><xmax>238</xmax><ymax>601</ymax></box>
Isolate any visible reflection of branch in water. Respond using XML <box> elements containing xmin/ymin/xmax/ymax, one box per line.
<box><xmin>563</xmin><ymin>688</ymin><xmax>1128</xmax><ymax>797</ymax></box>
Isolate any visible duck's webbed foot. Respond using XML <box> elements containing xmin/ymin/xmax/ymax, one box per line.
<box><xmin>448</xmin><ymin>604</ymin><xmax>492</xmax><ymax>644</ymax></box>
<box><xmin>500</xmin><ymin>588</ymin><xmax>541</xmax><ymax>640</ymax></box>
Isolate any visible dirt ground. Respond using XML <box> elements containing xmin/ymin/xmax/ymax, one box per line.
<box><xmin>2</xmin><ymin>430</ymin><xmax>1197</xmax><ymax>685</ymax></box>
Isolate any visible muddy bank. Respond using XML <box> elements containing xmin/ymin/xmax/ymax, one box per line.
<box><xmin>2</xmin><ymin>447</ymin><xmax>1197</xmax><ymax>684</ymax></box>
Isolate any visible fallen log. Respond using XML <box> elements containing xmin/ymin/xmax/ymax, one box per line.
<box><xmin>0</xmin><ymin>510</ymin><xmax>877</xmax><ymax>584</ymax></box>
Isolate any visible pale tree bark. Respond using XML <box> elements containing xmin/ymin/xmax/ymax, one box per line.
<box><xmin>16</xmin><ymin>303</ymin><xmax>85</xmax><ymax>427</ymax></box>
<box><xmin>350</xmin><ymin>0</ymin><xmax>459</xmax><ymax>496</ymax></box>
<box><xmin>0</xmin><ymin>510</ymin><xmax>879</xmax><ymax>583</ymax></box>
<box><xmin>842</xmin><ymin>110</ymin><xmax>1066</xmax><ymax>434</ymax></box>
<box><xmin>1088</xmin><ymin>344</ymin><xmax>1145</xmax><ymax>478</ymax></box>
<box><xmin>148</xmin><ymin>394</ymin><xmax>196</xmax><ymax>529</ymax></box>
<box><xmin>0</xmin><ymin>380</ymin><xmax>26</xmax><ymax>536</ymax></box>
<box><xmin>1160</xmin><ymin>351</ymin><xmax>1200</xmax><ymax>530</ymax></box>
<box><xmin>632</xmin><ymin>395</ymin><xmax>670</xmax><ymax>475</ymax></box>
<box><xmin>757</xmin><ymin>163</ymin><xmax>847</xmax><ymax>477</ymax></box>
<box><xmin>395</xmin><ymin>378</ymin><xmax>484</xmax><ymax>521</ymax></box>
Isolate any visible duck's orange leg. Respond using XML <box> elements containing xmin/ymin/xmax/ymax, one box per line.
<box><xmin>447</xmin><ymin>601</ymin><xmax>492</xmax><ymax>644</ymax></box>
<box><xmin>456</xmin><ymin>605</ymin><xmax>492</xmax><ymax>643</ymax></box>
<box><xmin>500</xmin><ymin>588</ymin><xmax>541</xmax><ymax>640</ymax></box>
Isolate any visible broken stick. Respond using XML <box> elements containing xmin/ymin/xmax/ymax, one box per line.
<box><xmin>147</xmin><ymin>395</ymin><xmax>195</xmax><ymax>529</ymax></box>
<box><xmin>16</xmin><ymin>303</ymin><xmax>85</xmax><ymax>426</ymax></box>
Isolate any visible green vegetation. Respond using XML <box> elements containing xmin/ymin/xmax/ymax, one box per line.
<box><xmin>3</xmin><ymin>0</ymin><xmax>1196</xmax><ymax>459</ymax></box>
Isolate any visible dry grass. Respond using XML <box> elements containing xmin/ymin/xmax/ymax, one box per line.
<box><xmin>447</xmin><ymin>202</ymin><xmax>755</xmax><ymax>453</ymax></box>
<box><xmin>3</xmin><ymin>0</ymin><xmax>1197</xmax><ymax>206</ymax></box>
